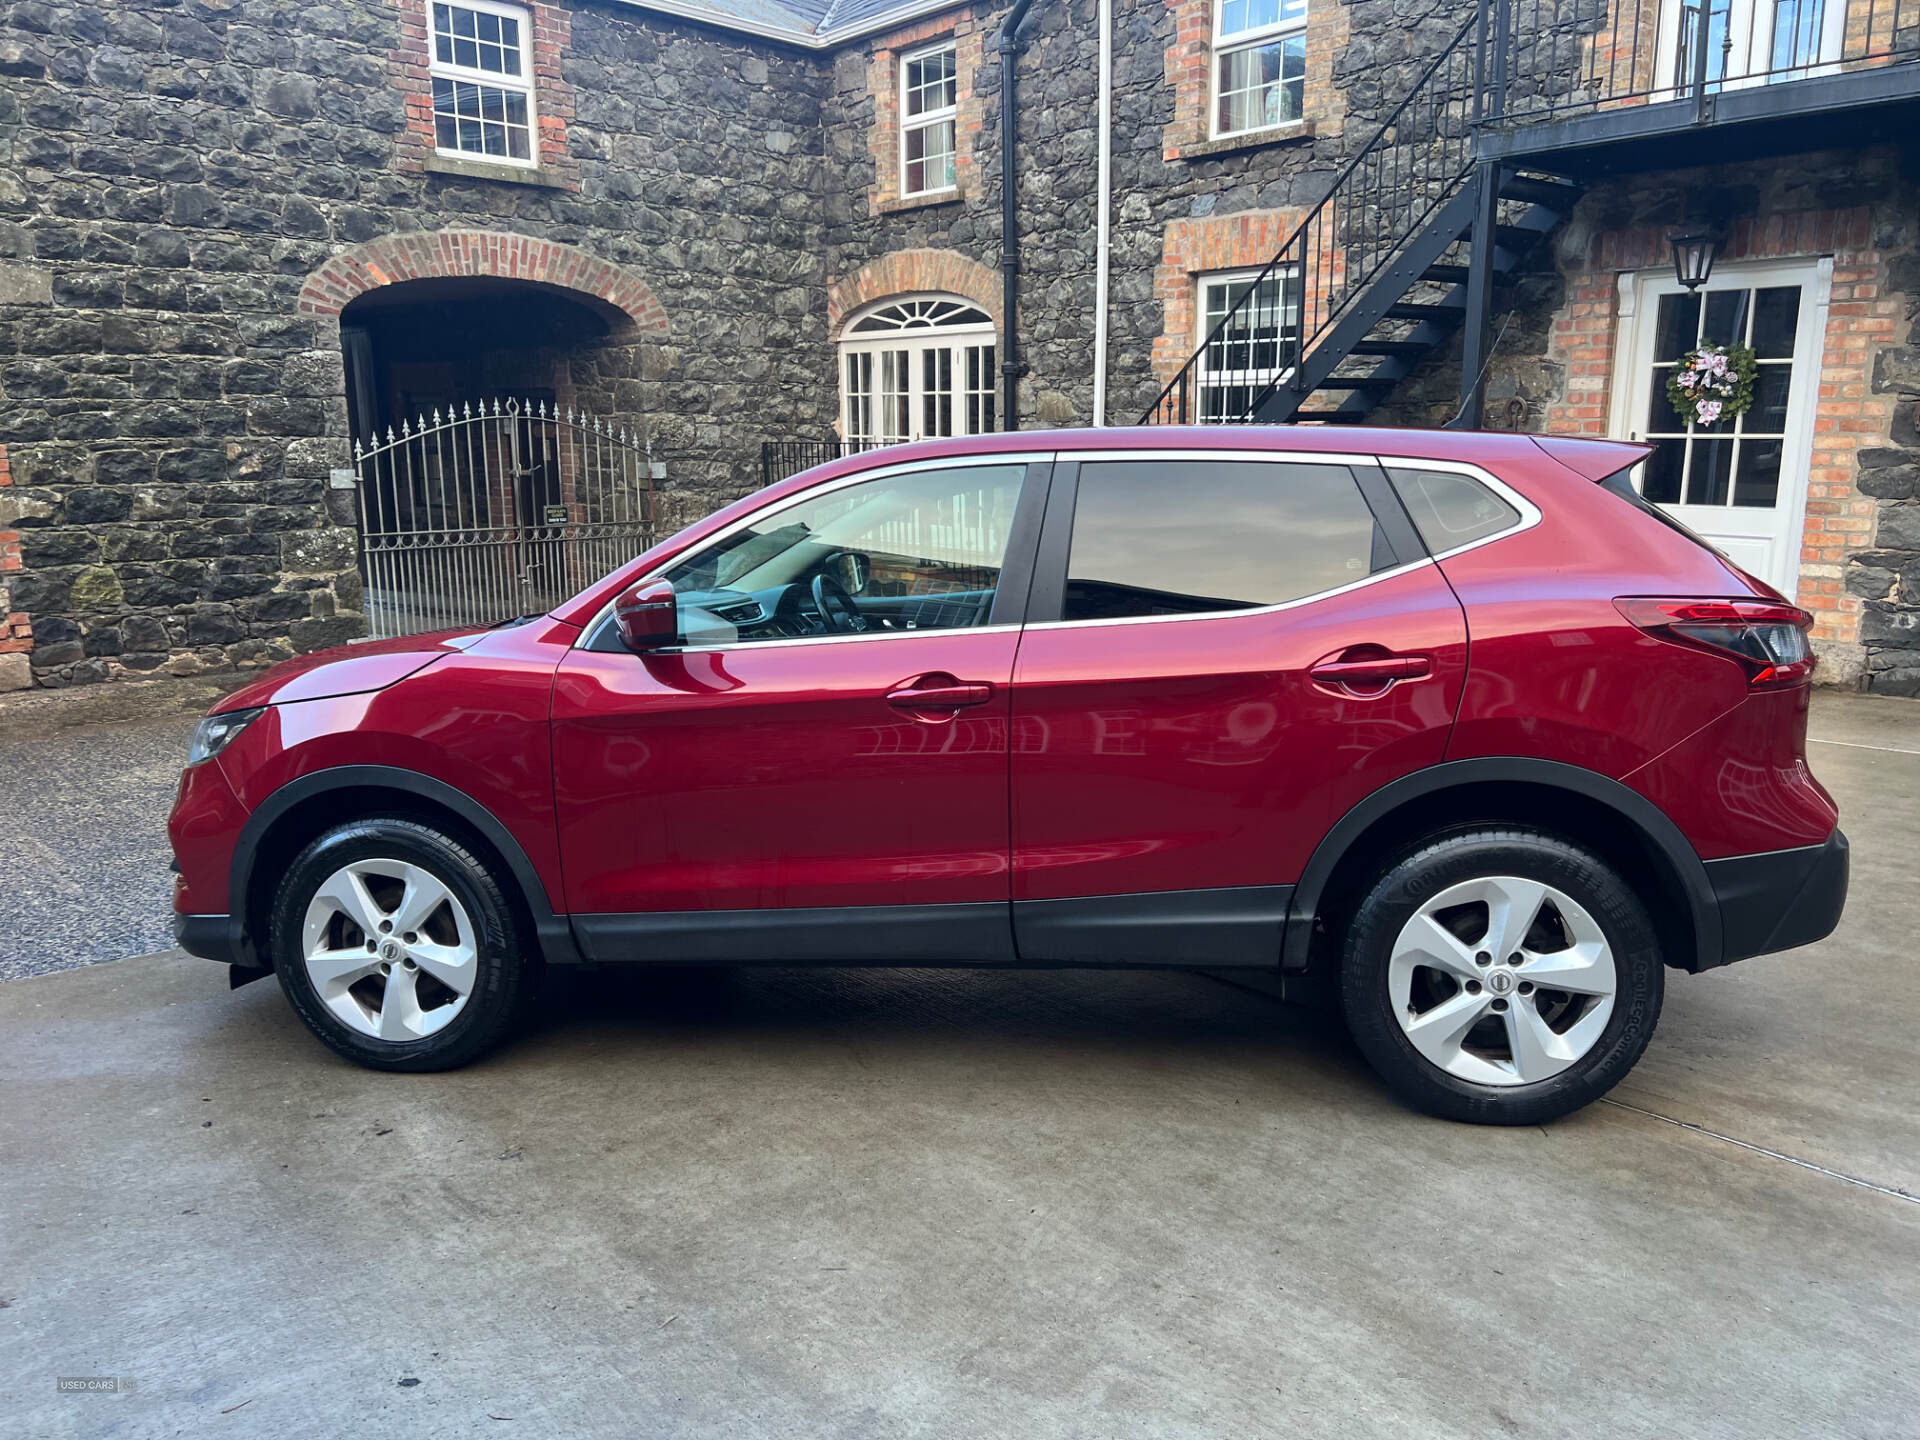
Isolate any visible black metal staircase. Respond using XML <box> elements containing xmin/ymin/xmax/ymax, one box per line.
<box><xmin>1142</xmin><ymin>0</ymin><xmax>1920</xmax><ymax>430</ymax></box>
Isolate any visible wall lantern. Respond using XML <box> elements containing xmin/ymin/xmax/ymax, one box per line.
<box><xmin>1669</xmin><ymin>231</ymin><xmax>1721</xmax><ymax>292</ymax></box>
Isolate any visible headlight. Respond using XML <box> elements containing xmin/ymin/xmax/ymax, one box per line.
<box><xmin>188</xmin><ymin>707</ymin><xmax>264</xmax><ymax>766</ymax></box>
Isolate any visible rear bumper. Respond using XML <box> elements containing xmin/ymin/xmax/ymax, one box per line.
<box><xmin>1703</xmin><ymin>829</ymin><xmax>1849</xmax><ymax>967</ymax></box>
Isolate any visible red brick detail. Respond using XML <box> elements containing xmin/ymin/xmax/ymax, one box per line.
<box><xmin>861</xmin><ymin>10</ymin><xmax>988</xmax><ymax>215</ymax></box>
<box><xmin>298</xmin><ymin>231</ymin><xmax>668</xmax><ymax>334</ymax></box>
<box><xmin>1152</xmin><ymin>209</ymin><xmax>1323</xmax><ymax>390</ymax></box>
<box><xmin>1162</xmin><ymin>0</ymin><xmax>1347</xmax><ymax>161</ymax></box>
<box><xmin>390</xmin><ymin>0</ymin><xmax>578</xmax><ymax>188</ymax></box>
<box><xmin>827</xmin><ymin>249</ymin><xmax>1002</xmax><ymax>336</ymax></box>
<box><xmin>1545</xmin><ymin>206</ymin><xmax>1892</xmax><ymax>644</ymax></box>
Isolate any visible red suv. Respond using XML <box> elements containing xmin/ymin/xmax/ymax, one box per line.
<box><xmin>169</xmin><ymin>428</ymin><xmax>1847</xmax><ymax>1123</ymax></box>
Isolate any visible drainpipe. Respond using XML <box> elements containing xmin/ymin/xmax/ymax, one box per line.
<box><xmin>1091</xmin><ymin>0</ymin><xmax>1113</xmax><ymax>425</ymax></box>
<box><xmin>998</xmin><ymin>0</ymin><xmax>1038</xmax><ymax>430</ymax></box>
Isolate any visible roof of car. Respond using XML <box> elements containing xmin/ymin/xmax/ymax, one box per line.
<box><xmin>792</xmin><ymin>425</ymin><xmax>1645</xmax><ymax>482</ymax></box>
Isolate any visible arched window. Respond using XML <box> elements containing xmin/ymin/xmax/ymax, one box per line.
<box><xmin>840</xmin><ymin>297</ymin><xmax>997</xmax><ymax>448</ymax></box>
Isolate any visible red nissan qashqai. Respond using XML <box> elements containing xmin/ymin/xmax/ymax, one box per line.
<box><xmin>169</xmin><ymin>428</ymin><xmax>1847</xmax><ymax>1124</ymax></box>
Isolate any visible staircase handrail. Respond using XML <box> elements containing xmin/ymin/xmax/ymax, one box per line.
<box><xmin>1141</xmin><ymin>9</ymin><xmax>1482</xmax><ymax>425</ymax></box>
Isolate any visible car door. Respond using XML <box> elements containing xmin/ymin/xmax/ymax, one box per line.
<box><xmin>551</xmin><ymin>455</ymin><xmax>1049</xmax><ymax>964</ymax></box>
<box><xmin>1008</xmin><ymin>451</ymin><xmax>1468</xmax><ymax>965</ymax></box>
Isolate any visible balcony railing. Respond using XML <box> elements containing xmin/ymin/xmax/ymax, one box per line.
<box><xmin>1484</xmin><ymin>0</ymin><xmax>1920</xmax><ymax>125</ymax></box>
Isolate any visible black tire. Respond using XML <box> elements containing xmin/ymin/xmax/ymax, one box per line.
<box><xmin>270</xmin><ymin>818</ymin><xmax>537</xmax><ymax>1072</ymax></box>
<box><xmin>1339</xmin><ymin>828</ymin><xmax>1664</xmax><ymax>1125</ymax></box>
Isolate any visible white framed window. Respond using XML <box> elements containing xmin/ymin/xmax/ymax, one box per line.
<box><xmin>1196</xmin><ymin>268</ymin><xmax>1299</xmax><ymax>422</ymax></box>
<box><xmin>429</xmin><ymin>0</ymin><xmax>537</xmax><ymax>167</ymax></box>
<box><xmin>1213</xmin><ymin>0</ymin><xmax>1308</xmax><ymax>139</ymax></box>
<box><xmin>900</xmin><ymin>41</ymin><xmax>959</xmax><ymax>196</ymax></box>
<box><xmin>841</xmin><ymin>296</ymin><xmax>997</xmax><ymax>447</ymax></box>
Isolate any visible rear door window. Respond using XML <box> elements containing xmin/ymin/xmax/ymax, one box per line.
<box><xmin>1060</xmin><ymin>459</ymin><xmax>1393</xmax><ymax>622</ymax></box>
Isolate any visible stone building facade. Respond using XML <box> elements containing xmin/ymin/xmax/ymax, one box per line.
<box><xmin>1</xmin><ymin>0</ymin><xmax>1917</xmax><ymax>693</ymax></box>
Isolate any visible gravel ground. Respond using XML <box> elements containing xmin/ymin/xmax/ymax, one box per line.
<box><xmin>1</xmin><ymin>713</ymin><xmax>198</xmax><ymax>980</ymax></box>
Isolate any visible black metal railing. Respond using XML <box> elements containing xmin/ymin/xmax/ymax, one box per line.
<box><xmin>1487</xmin><ymin>0</ymin><xmax>1920</xmax><ymax>124</ymax></box>
<box><xmin>760</xmin><ymin>438</ymin><xmax>860</xmax><ymax>487</ymax></box>
<box><xmin>1143</xmin><ymin>13</ymin><xmax>1484</xmax><ymax>425</ymax></box>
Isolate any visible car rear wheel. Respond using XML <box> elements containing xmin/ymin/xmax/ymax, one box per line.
<box><xmin>270</xmin><ymin>818</ymin><xmax>536</xmax><ymax>1072</ymax></box>
<box><xmin>1339</xmin><ymin>828</ymin><xmax>1664</xmax><ymax>1125</ymax></box>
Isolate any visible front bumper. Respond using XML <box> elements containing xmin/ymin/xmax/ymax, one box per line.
<box><xmin>1703</xmin><ymin>828</ymin><xmax>1849</xmax><ymax>967</ymax></box>
<box><xmin>173</xmin><ymin>912</ymin><xmax>257</xmax><ymax>972</ymax></box>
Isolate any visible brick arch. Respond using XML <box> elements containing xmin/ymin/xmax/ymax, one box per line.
<box><xmin>298</xmin><ymin>230</ymin><xmax>667</xmax><ymax>336</ymax></box>
<box><xmin>828</xmin><ymin>249</ymin><xmax>1001</xmax><ymax>337</ymax></box>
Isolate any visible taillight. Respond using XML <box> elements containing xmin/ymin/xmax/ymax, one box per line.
<box><xmin>1615</xmin><ymin>597</ymin><xmax>1816</xmax><ymax>688</ymax></box>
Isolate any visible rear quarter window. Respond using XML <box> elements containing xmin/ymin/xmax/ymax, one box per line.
<box><xmin>1386</xmin><ymin>467</ymin><xmax>1520</xmax><ymax>553</ymax></box>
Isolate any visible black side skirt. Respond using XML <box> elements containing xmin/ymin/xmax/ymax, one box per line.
<box><xmin>572</xmin><ymin>885</ymin><xmax>1293</xmax><ymax>968</ymax></box>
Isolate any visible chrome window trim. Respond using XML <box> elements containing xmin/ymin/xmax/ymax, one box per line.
<box><xmin>578</xmin><ymin>451</ymin><xmax>1055</xmax><ymax>650</ymax></box>
<box><xmin>1017</xmin><ymin>448</ymin><xmax>1541</xmax><ymax>633</ymax></box>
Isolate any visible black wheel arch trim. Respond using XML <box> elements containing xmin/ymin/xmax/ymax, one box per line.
<box><xmin>227</xmin><ymin>764</ymin><xmax>582</xmax><ymax>969</ymax></box>
<box><xmin>1282</xmin><ymin>757</ymin><xmax>1723</xmax><ymax>974</ymax></box>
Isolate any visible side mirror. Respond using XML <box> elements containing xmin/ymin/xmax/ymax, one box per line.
<box><xmin>613</xmin><ymin>579</ymin><xmax>678</xmax><ymax>652</ymax></box>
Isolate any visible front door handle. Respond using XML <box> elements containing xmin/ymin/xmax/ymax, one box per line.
<box><xmin>887</xmin><ymin>674</ymin><xmax>994</xmax><ymax>710</ymax></box>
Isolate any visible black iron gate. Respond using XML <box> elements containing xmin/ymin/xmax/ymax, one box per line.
<box><xmin>353</xmin><ymin>399</ymin><xmax>656</xmax><ymax>639</ymax></box>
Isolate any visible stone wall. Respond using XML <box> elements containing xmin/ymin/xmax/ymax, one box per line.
<box><xmin>0</xmin><ymin>0</ymin><xmax>834</xmax><ymax>686</ymax></box>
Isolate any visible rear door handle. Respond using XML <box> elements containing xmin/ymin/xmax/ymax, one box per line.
<box><xmin>887</xmin><ymin>676</ymin><xmax>994</xmax><ymax>710</ymax></box>
<box><xmin>1308</xmin><ymin>655</ymin><xmax>1431</xmax><ymax>683</ymax></box>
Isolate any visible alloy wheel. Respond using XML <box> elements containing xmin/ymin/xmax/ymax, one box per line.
<box><xmin>1387</xmin><ymin>875</ymin><xmax>1617</xmax><ymax>1087</ymax></box>
<box><xmin>300</xmin><ymin>859</ymin><xmax>478</xmax><ymax>1042</ymax></box>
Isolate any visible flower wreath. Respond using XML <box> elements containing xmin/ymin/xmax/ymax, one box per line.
<box><xmin>1666</xmin><ymin>341</ymin><xmax>1757</xmax><ymax>428</ymax></box>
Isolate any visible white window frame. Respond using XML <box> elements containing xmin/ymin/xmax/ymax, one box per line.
<box><xmin>1211</xmin><ymin>0</ymin><xmax>1309</xmax><ymax>141</ymax></box>
<box><xmin>1195</xmin><ymin>267</ymin><xmax>1300</xmax><ymax>423</ymax></box>
<box><xmin>899</xmin><ymin>40</ymin><xmax>960</xmax><ymax>198</ymax></box>
<box><xmin>839</xmin><ymin>296</ymin><xmax>997</xmax><ymax>448</ymax></box>
<box><xmin>428</xmin><ymin>0</ymin><xmax>539</xmax><ymax>170</ymax></box>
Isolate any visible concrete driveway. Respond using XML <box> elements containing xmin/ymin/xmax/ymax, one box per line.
<box><xmin>3</xmin><ymin>694</ymin><xmax>1916</xmax><ymax>1439</ymax></box>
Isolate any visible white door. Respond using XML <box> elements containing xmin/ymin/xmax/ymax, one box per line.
<box><xmin>1654</xmin><ymin>0</ymin><xmax>1847</xmax><ymax>95</ymax></box>
<box><xmin>1613</xmin><ymin>259</ymin><xmax>1831</xmax><ymax>597</ymax></box>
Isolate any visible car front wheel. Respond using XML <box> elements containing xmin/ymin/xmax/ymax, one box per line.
<box><xmin>270</xmin><ymin>818</ymin><xmax>536</xmax><ymax>1071</ymax></box>
<box><xmin>1339</xmin><ymin>828</ymin><xmax>1664</xmax><ymax>1125</ymax></box>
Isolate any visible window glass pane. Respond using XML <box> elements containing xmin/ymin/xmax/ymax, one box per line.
<box><xmin>1685</xmin><ymin>436</ymin><xmax>1734</xmax><ymax>505</ymax></box>
<box><xmin>1646</xmin><ymin>365</ymin><xmax>1687</xmax><ymax>433</ymax></box>
<box><xmin>1217</xmin><ymin>35</ymin><xmax>1306</xmax><ymax>134</ymax></box>
<box><xmin>1641</xmin><ymin>439</ymin><xmax>1685</xmax><ymax>503</ymax></box>
<box><xmin>1062</xmin><ymin>461</ymin><xmax>1384</xmax><ymax>621</ymax></box>
<box><xmin>905</xmin><ymin>46</ymin><xmax>956</xmax><ymax>117</ymax></box>
<box><xmin>1734</xmin><ymin>438</ymin><xmax>1783</xmax><ymax>507</ymax></box>
<box><xmin>1747</xmin><ymin>363</ymin><xmax>1792</xmax><ymax>433</ymax></box>
<box><xmin>1219</xmin><ymin>0</ymin><xmax>1305</xmax><ymax>37</ymax></box>
<box><xmin>1653</xmin><ymin>292</ymin><xmax>1701</xmax><ymax>361</ymax></box>
<box><xmin>1386</xmin><ymin>468</ymin><xmax>1520</xmax><ymax>552</ymax></box>
<box><xmin>452</xmin><ymin>5</ymin><xmax>476</xmax><ymax>36</ymax></box>
<box><xmin>454</xmin><ymin>36</ymin><xmax>479</xmax><ymax>67</ymax></box>
<box><xmin>1702</xmin><ymin>288</ymin><xmax>1751</xmax><ymax>347</ymax></box>
<box><xmin>1751</xmin><ymin>286</ymin><xmax>1800</xmax><ymax>359</ymax></box>
<box><xmin>662</xmin><ymin>466</ymin><xmax>1026</xmax><ymax>643</ymax></box>
<box><xmin>904</xmin><ymin>118</ymin><xmax>956</xmax><ymax>193</ymax></box>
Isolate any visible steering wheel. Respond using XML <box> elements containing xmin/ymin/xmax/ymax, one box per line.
<box><xmin>809</xmin><ymin>572</ymin><xmax>867</xmax><ymax>634</ymax></box>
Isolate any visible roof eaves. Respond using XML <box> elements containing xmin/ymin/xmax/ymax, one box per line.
<box><xmin>605</xmin><ymin>0</ymin><xmax>973</xmax><ymax>48</ymax></box>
